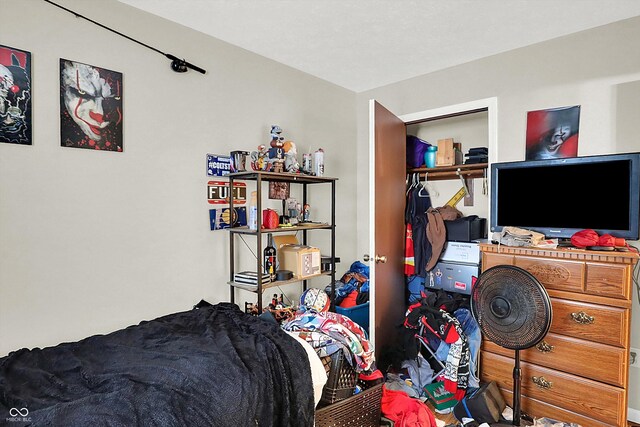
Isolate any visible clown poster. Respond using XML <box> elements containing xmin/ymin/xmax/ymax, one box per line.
<box><xmin>0</xmin><ymin>45</ymin><xmax>32</xmax><ymax>145</ymax></box>
<box><xmin>60</xmin><ymin>59</ymin><xmax>123</xmax><ymax>152</ymax></box>
<box><xmin>525</xmin><ymin>105</ymin><xmax>580</xmax><ymax>161</ymax></box>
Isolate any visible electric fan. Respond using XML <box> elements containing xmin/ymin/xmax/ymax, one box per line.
<box><xmin>471</xmin><ymin>265</ymin><xmax>552</xmax><ymax>426</ymax></box>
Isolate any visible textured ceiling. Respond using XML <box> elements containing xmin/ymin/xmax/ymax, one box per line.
<box><xmin>117</xmin><ymin>0</ymin><xmax>640</xmax><ymax>92</ymax></box>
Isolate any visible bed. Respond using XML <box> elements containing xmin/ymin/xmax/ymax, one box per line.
<box><xmin>0</xmin><ymin>301</ymin><xmax>323</xmax><ymax>426</ymax></box>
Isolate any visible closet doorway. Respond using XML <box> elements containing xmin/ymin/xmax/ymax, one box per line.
<box><xmin>367</xmin><ymin>97</ymin><xmax>498</xmax><ymax>359</ymax></box>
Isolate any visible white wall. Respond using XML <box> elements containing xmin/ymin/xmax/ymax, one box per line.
<box><xmin>0</xmin><ymin>0</ymin><xmax>357</xmax><ymax>356</ymax></box>
<box><xmin>356</xmin><ymin>16</ymin><xmax>640</xmax><ymax>414</ymax></box>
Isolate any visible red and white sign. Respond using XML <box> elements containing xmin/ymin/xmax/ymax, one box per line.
<box><xmin>207</xmin><ymin>181</ymin><xmax>247</xmax><ymax>205</ymax></box>
<box><xmin>454</xmin><ymin>281</ymin><xmax>467</xmax><ymax>291</ymax></box>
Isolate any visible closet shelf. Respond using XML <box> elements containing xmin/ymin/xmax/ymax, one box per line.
<box><xmin>407</xmin><ymin>163</ymin><xmax>487</xmax><ymax>181</ymax></box>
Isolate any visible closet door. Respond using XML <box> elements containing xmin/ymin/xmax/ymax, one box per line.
<box><xmin>368</xmin><ymin>100</ymin><xmax>407</xmax><ymax>358</ymax></box>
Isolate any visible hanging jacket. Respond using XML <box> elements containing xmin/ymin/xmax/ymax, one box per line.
<box><xmin>406</xmin><ymin>186</ymin><xmax>432</xmax><ymax>277</ymax></box>
<box><xmin>425</xmin><ymin>206</ymin><xmax>462</xmax><ymax>272</ymax></box>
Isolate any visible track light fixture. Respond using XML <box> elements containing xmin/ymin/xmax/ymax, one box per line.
<box><xmin>43</xmin><ymin>0</ymin><xmax>207</xmax><ymax>75</ymax></box>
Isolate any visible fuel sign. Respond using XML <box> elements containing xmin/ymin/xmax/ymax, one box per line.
<box><xmin>207</xmin><ymin>181</ymin><xmax>247</xmax><ymax>205</ymax></box>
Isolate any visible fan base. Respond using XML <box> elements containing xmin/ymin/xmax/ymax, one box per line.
<box><xmin>491</xmin><ymin>423</ymin><xmax>533</xmax><ymax>427</ymax></box>
<box><xmin>491</xmin><ymin>417</ymin><xmax>534</xmax><ymax>427</ymax></box>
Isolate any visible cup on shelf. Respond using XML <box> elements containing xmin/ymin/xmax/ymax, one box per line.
<box><xmin>424</xmin><ymin>146</ymin><xmax>438</xmax><ymax>168</ymax></box>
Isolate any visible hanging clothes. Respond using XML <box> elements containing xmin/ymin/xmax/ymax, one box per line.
<box><xmin>405</xmin><ymin>177</ymin><xmax>432</xmax><ymax>278</ymax></box>
<box><xmin>425</xmin><ymin>205</ymin><xmax>462</xmax><ymax>272</ymax></box>
<box><xmin>404</xmin><ymin>223</ymin><xmax>415</xmax><ymax>275</ymax></box>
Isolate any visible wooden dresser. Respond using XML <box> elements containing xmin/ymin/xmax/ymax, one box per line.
<box><xmin>479</xmin><ymin>243</ymin><xmax>638</xmax><ymax>427</ymax></box>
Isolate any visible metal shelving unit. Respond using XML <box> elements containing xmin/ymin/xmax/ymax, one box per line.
<box><xmin>228</xmin><ymin>171</ymin><xmax>337</xmax><ymax>312</ymax></box>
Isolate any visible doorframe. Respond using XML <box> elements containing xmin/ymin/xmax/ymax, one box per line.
<box><xmin>368</xmin><ymin>97</ymin><xmax>498</xmax><ymax>349</ymax></box>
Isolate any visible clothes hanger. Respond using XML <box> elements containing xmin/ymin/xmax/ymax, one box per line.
<box><xmin>420</xmin><ymin>171</ymin><xmax>439</xmax><ymax>198</ymax></box>
<box><xmin>417</xmin><ymin>172</ymin><xmax>431</xmax><ymax>198</ymax></box>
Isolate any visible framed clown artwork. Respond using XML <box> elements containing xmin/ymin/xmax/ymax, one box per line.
<box><xmin>525</xmin><ymin>105</ymin><xmax>580</xmax><ymax>161</ymax></box>
<box><xmin>60</xmin><ymin>59</ymin><xmax>123</xmax><ymax>152</ymax></box>
<box><xmin>0</xmin><ymin>45</ymin><xmax>32</xmax><ymax>145</ymax></box>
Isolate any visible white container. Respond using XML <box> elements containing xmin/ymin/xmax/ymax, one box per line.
<box><xmin>314</xmin><ymin>148</ymin><xmax>324</xmax><ymax>176</ymax></box>
<box><xmin>302</xmin><ymin>153</ymin><xmax>312</xmax><ymax>174</ymax></box>
<box><xmin>248</xmin><ymin>191</ymin><xmax>258</xmax><ymax>230</ymax></box>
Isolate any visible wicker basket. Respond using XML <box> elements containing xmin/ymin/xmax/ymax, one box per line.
<box><xmin>315</xmin><ymin>383</ymin><xmax>383</xmax><ymax>427</ymax></box>
<box><xmin>319</xmin><ymin>351</ymin><xmax>358</xmax><ymax>405</ymax></box>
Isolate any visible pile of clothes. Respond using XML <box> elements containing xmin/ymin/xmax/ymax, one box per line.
<box><xmin>326</xmin><ymin>261</ymin><xmax>370</xmax><ymax>308</ymax></box>
<box><xmin>403</xmin><ymin>290</ymin><xmax>480</xmax><ymax>400</ymax></box>
<box><xmin>282</xmin><ymin>301</ymin><xmax>375</xmax><ymax>374</ymax></box>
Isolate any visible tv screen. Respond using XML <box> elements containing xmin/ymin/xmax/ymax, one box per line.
<box><xmin>490</xmin><ymin>153</ymin><xmax>640</xmax><ymax>240</ymax></box>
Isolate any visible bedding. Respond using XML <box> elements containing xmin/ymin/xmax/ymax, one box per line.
<box><xmin>0</xmin><ymin>302</ymin><xmax>315</xmax><ymax>426</ymax></box>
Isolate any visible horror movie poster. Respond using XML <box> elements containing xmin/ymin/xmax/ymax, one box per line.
<box><xmin>525</xmin><ymin>105</ymin><xmax>580</xmax><ymax>161</ymax></box>
<box><xmin>60</xmin><ymin>59</ymin><xmax>123</xmax><ymax>152</ymax></box>
<box><xmin>0</xmin><ymin>45</ymin><xmax>32</xmax><ymax>145</ymax></box>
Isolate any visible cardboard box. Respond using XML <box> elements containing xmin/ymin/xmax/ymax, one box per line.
<box><xmin>273</xmin><ymin>234</ymin><xmax>299</xmax><ymax>266</ymax></box>
<box><xmin>280</xmin><ymin>244</ymin><xmax>321</xmax><ymax>278</ymax></box>
<box><xmin>436</xmin><ymin>138</ymin><xmax>455</xmax><ymax>166</ymax></box>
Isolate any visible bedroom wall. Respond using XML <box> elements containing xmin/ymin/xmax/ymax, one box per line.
<box><xmin>0</xmin><ymin>0</ymin><xmax>357</xmax><ymax>357</ymax></box>
<box><xmin>355</xmin><ymin>16</ymin><xmax>640</xmax><ymax>416</ymax></box>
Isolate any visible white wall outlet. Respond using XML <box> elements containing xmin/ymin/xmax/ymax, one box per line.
<box><xmin>631</xmin><ymin>348</ymin><xmax>640</xmax><ymax>369</ymax></box>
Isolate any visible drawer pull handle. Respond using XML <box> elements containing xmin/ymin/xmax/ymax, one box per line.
<box><xmin>536</xmin><ymin>341</ymin><xmax>554</xmax><ymax>353</ymax></box>
<box><xmin>571</xmin><ymin>311</ymin><xmax>594</xmax><ymax>324</ymax></box>
<box><xmin>532</xmin><ymin>376</ymin><xmax>553</xmax><ymax>390</ymax></box>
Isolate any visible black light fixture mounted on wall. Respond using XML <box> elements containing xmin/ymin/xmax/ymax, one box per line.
<box><xmin>43</xmin><ymin>0</ymin><xmax>207</xmax><ymax>75</ymax></box>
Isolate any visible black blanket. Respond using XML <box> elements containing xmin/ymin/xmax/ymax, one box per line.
<box><xmin>0</xmin><ymin>302</ymin><xmax>314</xmax><ymax>426</ymax></box>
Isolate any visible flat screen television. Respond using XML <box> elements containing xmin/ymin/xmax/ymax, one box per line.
<box><xmin>490</xmin><ymin>152</ymin><xmax>640</xmax><ymax>240</ymax></box>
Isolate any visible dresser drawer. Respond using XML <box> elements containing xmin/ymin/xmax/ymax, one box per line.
<box><xmin>500</xmin><ymin>389</ymin><xmax>617</xmax><ymax>427</ymax></box>
<box><xmin>585</xmin><ymin>262</ymin><xmax>629</xmax><ymax>299</ymax></box>
<box><xmin>482</xmin><ymin>332</ymin><xmax>627</xmax><ymax>387</ymax></box>
<box><xmin>481</xmin><ymin>352</ymin><xmax>625</xmax><ymax>426</ymax></box>
<box><xmin>482</xmin><ymin>253</ymin><xmax>513</xmax><ymax>270</ymax></box>
<box><xmin>550</xmin><ymin>298</ymin><xmax>628</xmax><ymax>348</ymax></box>
<box><xmin>515</xmin><ymin>256</ymin><xmax>584</xmax><ymax>293</ymax></box>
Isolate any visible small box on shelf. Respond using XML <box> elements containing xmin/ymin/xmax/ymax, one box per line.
<box><xmin>280</xmin><ymin>244</ymin><xmax>321</xmax><ymax>278</ymax></box>
<box><xmin>321</xmin><ymin>255</ymin><xmax>340</xmax><ymax>272</ymax></box>
<box><xmin>436</xmin><ymin>138</ymin><xmax>455</xmax><ymax>166</ymax></box>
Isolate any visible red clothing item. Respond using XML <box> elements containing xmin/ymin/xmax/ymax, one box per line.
<box><xmin>339</xmin><ymin>290</ymin><xmax>358</xmax><ymax>308</ymax></box>
<box><xmin>404</xmin><ymin>223</ymin><xmax>415</xmax><ymax>275</ymax></box>
<box><xmin>381</xmin><ymin>385</ymin><xmax>437</xmax><ymax>427</ymax></box>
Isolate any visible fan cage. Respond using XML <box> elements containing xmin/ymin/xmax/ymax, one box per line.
<box><xmin>472</xmin><ymin>265</ymin><xmax>552</xmax><ymax>350</ymax></box>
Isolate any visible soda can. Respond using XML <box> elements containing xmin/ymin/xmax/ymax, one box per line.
<box><xmin>314</xmin><ymin>149</ymin><xmax>324</xmax><ymax>176</ymax></box>
<box><xmin>303</xmin><ymin>153</ymin><xmax>312</xmax><ymax>174</ymax></box>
